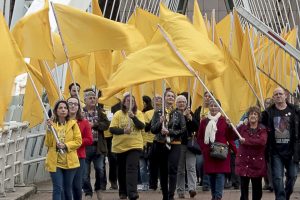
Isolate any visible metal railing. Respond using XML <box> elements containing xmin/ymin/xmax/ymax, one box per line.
<box><xmin>0</xmin><ymin>122</ymin><xmax>28</xmax><ymax>197</ymax></box>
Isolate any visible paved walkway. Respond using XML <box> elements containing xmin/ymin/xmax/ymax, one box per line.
<box><xmin>27</xmin><ymin>180</ymin><xmax>300</xmax><ymax>200</ymax></box>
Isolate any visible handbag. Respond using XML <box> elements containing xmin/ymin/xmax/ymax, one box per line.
<box><xmin>209</xmin><ymin>142</ymin><xmax>228</xmax><ymax>160</ymax></box>
<box><xmin>187</xmin><ymin>133</ymin><xmax>201</xmax><ymax>155</ymax></box>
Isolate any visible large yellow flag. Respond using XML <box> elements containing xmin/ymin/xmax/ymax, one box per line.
<box><xmin>159</xmin><ymin>4</ymin><xmax>226</xmax><ymax>79</ymax></box>
<box><xmin>22</xmin><ymin>65</ymin><xmax>43</xmax><ymax>128</ymax></box>
<box><xmin>30</xmin><ymin>59</ymin><xmax>60</xmax><ymax>107</ymax></box>
<box><xmin>230</xmin><ymin>10</ymin><xmax>244</xmax><ymax>62</ymax></box>
<box><xmin>0</xmin><ymin>14</ymin><xmax>27</xmax><ymax>127</ymax></box>
<box><xmin>12</xmin><ymin>0</ymin><xmax>54</xmax><ymax>60</ymax></box>
<box><xmin>101</xmin><ymin>30</ymin><xmax>193</xmax><ymax>100</ymax></box>
<box><xmin>133</xmin><ymin>8</ymin><xmax>159</xmax><ymax>44</ymax></box>
<box><xmin>53</xmin><ymin>3</ymin><xmax>146</xmax><ymax>55</ymax></box>
<box><xmin>216</xmin><ymin>13</ymin><xmax>231</xmax><ymax>47</ymax></box>
<box><xmin>193</xmin><ymin>0</ymin><xmax>208</xmax><ymax>38</ymax></box>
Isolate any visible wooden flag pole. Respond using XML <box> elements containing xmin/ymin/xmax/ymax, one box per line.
<box><xmin>50</xmin><ymin>2</ymin><xmax>81</xmax><ymax>104</ymax></box>
<box><xmin>157</xmin><ymin>24</ymin><xmax>242</xmax><ymax>140</ymax></box>
<box><xmin>27</xmin><ymin>70</ymin><xmax>64</xmax><ymax>154</ymax></box>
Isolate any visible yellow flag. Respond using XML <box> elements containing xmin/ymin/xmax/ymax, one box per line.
<box><xmin>22</xmin><ymin>67</ymin><xmax>43</xmax><ymax>128</ymax></box>
<box><xmin>0</xmin><ymin>14</ymin><xmax>27</xmax><ymax>127</ymax></box>
<box><xmin>133</xmin><ymin>8</ymin><xmax>159</xmax><ymax>44</ymax></box>
<box><xmin>53</xmin><ymin>3</ymin><xmax>146</xmax><ymax>55</ymax></box>
<box><xmin>159</xmin><ymin>4</ymin><xmax>226</xmax><ymax>79</ymax></box>
<box><xmin>30</xmin><ymin>59</ymin><xmax>60</xmax><ymax>107</ymax></box>
<box><xmin>230</xmin><ymin>10</ymin><xmax>244</xmax><ymax>62</ymax></box>
<box><xmin>101</xmin><ymin>30</ymin><xmax>193</xmax><ymax>100</ymax></box>
<box><xmin>12</xmin><ymin>0</ymin><xmax>54</xmax><ymax>60</ymax></box>
<box><xmin>216</xmin><ymin>14</ymin><xmax>231</xmax><ymax>47</ymax></box>
<box><xmin>92</xmin><ymin>0</ymin><xmax>103</xmax><ymax>16</ymax></box>
<box><xmin>193</xmin><ymin>0</ymin><xmax>208</xmax><ymax>38</ymax></box>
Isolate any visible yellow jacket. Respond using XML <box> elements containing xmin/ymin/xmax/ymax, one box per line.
<box><xmin>45</xmin><ymin>119</ymin><xmax>82</xmax><ymax>172</ymax></box>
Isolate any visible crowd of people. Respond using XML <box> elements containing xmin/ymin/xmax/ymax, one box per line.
<box><xmin>44</xmin><ymin>83</ymin><xmax>300</xmax><ymax>200</ymax></box>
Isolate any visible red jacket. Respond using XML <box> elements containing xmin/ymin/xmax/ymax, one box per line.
<box><xmin>197</xmin><ymin>116</ymin><xmax>237</xmax><ymax>174</ymax></box>
<box><xmin>235</xmin><ymin>124</ymin><xmax>267</xmax><ymax>177</ymax></box>
<box><xmin>77</xmin><ymin>119</ymin><xmax>93</xmax><ymax>158</ymax></box>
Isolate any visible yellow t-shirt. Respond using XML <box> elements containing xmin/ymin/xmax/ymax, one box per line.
<box><xmin>110</xmin><ymin>110</ymin><xmax>144</xmax><ymax>153</ymax></box>
<box><xmin>56</xmin><ymin>124</ymin><xmax>68</xmax><ymax>169</ymax></box>
<box><xmin>144</xmin><ymin>109</ymin><xmax>155</xmax><ymax>143</ymax></box>
<box><xmin>200</xmin><ymin>107</ymin><xmax>209</xmax><ymax>119</ymax></box>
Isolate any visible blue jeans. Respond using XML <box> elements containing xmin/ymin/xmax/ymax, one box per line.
<box><xmin>271</xmin><ymin>154</ymin><xmax>298</xmax><ymax>200</ymax></box>
<box><xmin>72</xmin><ymin>158</ymin><xmax>85</xmax><ymax>200</ymax></box>
<box><xmin>209</xmin><ymin>173</ymin><xmax>225</xmax><ymax>199</ymax></box>
<box><xmin>196</xmin><ymin>154</ymin><xmax>210</xmax><ymax>187</ymax></box>
<box><xmin>139</xmin><ymin>157</ymin><xmax>149</xmax><ymax>185</ymax></box>
<box><xmin>50</xmin><ymin>167</ymin><xmax>77</xmax><ymax>200</ymax></box>
<box><xmin>83</xmin><ymin>145</ymin><xmax>105</xmax><ymax>196</ymax></box>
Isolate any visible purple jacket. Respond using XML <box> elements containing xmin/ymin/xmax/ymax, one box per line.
<box><xmin>235</xmin><ymin>124</ymin><xmax>267</xmax><ymax>178</ymax></box>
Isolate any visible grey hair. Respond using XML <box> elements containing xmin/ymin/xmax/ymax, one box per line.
<box><xmin>175</xmin><ymin>95</ymin><xmax>187</xmax><ymax>103</ymax></box>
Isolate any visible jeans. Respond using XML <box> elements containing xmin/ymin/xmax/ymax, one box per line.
<box><xmin>177</xmin><ymin>145</ymin><xmax>197</xmax><ymax>194</ymax></box>
<box><xmin>72</xmin><ymin>158</ymin><xmax>85</xmax><ymax>200</ymax></box>
<box><xmin>139</xmin><ymin>157</ymin><xmax>149</xmax><ymax>185</ymax></box>
<box><xmin>50</xmin><ymin>167</ymin><xmax>77</xmax><ymax>200</ymax></box>
<box><xmin>209</xmin><ymin>173</ymin><xmax>225</xmax><ymax>199</ymax></box>
<box><xmin>240</xmin><ymin>176</ymin><xmax>262</xmax><ymax>200</ymax></box>
<box><xmin>117</xmin><ymin>149</ymin><xmax>141</xmax><ymax>199</ymax></box>
<box><xmin>83</xmin><ymin>145</ymin><xmax>105</xmax><ymax>196</ymax></box>
<box><xmin>271</xmin><ymin>154</ymin><xmax>298</xmax><ymax>200</ymax></box>
<box><xmin>196</xmin><ymin>154</ymin><xmax>210</xmax><ymax>187</ymax></box>
<box><xmin>156</xmin><ymin>143</ymin><xmax>181</xmax><ymax>200</ymax></box>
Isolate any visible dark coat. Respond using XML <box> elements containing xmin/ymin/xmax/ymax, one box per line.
<box><xmin>235</xmin><ymin>124</ymin><xmax>267</xmax><ymax>177</ymax></box>
<box><xmin>151</xmin><ymin>109</ymin><xmax>186</xmax><ymax>143</ymax></box>
<box><xmin>197</xmin><ymin>116</ymin><xmax>237</xmax><ymax>174</ymax></box>
<box><xmin>261</xmin><ymin>103</ymin><xmax>300</xmax><ymax>162</ymax></box>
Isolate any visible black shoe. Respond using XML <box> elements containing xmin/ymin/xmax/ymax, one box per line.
<box><xmin>110</xmin><ymin>182</ymin><xmax>118</xmax><ymax>190</ymax></box>
<box><xmin>202</xmin><ymin>186</ymin><xmax>210</xmax><ymax>191</ymax></box>
<box><xmin>119</xmin><ymin>194</ymin><xmax>127</xmax><ymax>199</ymax></box>
<box><xmin>189</xmin><ymin>190</ymin><xmax>197</xmax><ymax>198</ymax></box>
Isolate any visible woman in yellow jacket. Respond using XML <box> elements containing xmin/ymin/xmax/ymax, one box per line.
<box><xmin>45</xmin><ymin>100</ymin><xmax>82</xmax><ymax>200</ymax></box>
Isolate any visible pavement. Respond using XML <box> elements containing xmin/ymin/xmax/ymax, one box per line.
<box><xmin>2</xmin><ymin>179</ymin><xmax>300</xmax><ymax>200</ymax></box>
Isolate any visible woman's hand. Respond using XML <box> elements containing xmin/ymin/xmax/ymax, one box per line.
<box><xmin>56</xmin><ymin>142</ymin><xmax>66</xmax><ymax>149</ymax></box>
<box><xmin>128</xmin><ymin>111</ymin><xmax>134</xmax><ymax>118</ymax></box>
<box><xmin>239</xmin><ymin>137</ymin><xmax>245</xmax><ymax>144</ymax></box>
<box><xmin>184</xmin><ymin>108</ymin><xmax>192</xmax><ymax>121</ymax></box>
<box><xmin>159</xmin><ymin>115</ymin><xmax>166</xmax><ymax>123</ymax></box>
<box><xmin>46</xmin><ymin>119</ymin><xmax>53</xmax><ymax>129</ymax></box>
<box><xmin>124</xmin><ymin>126</ymin><xmax>131</xmax><ymax>134</ymax></box>
<box><xmin>161</xmin><ymin>127</ymin><xmax>169</xmax><ymax>135</ymax></box>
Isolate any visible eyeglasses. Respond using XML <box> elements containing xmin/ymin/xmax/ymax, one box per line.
<box><xmin>68</xmin><ymin>102</ymin><xmax>79</xmax><ymax>107</ymax></box>
<box><xmin>274</xmin><ymin>93</ymin><xmax>284</xmax><ymax>96</ymax></box>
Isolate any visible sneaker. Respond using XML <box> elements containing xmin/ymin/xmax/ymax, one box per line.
<box><xmin>178</xmin><ymin>193</ymin><xmax>185</xmax><ymax>198</ymax></box>
<box><xmin>96</xmin><ymin>190</ymin><xmax>103</xmax><ymax>200</ymax></box>
<box><xmin>110</xmin><ymin>182</ymin><xmax>118</xmax><ymax>190</ymax></box>
<box><xmin>142</xmin><ymin>184</ymin><xmax>149</xmax><ymax>191</ymax></box>
<box><xmin>189</xmin><ymin>190</ymin><xmax>197</xmax><ymax>198</ymax></box>
<box><xmin>85</xmin><ymin>195</ymin><xmax>92</xmax><ymax>200</ymax></box>
<box><xmin>137</xmin><ymin>184</ymin><xmax>143</xmax><ymax>191</ymax></box>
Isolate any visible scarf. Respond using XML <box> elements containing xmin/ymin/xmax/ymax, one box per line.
<box><xmin>204</xmin><ymin>112</ymin><xmax>221</xmax><ymax>144</ymax></box>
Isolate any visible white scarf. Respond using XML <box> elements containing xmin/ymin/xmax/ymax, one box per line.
<box><xmin>204</xmin><ymin>112</ymin><xmax>221</xmax><ymax>144</ymax></box>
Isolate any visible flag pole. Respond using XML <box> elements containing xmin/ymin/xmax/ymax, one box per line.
<box><xmin>50</xmin><ymin>2</ymin><xmax>81</xmax><ymax>104</ymax></box>
<box><xmin>27</xmin><ymin>69</ymin><xmax>64</xmax><ymax>154</ymax></box>
<box><xmin>157</xmin><ymin>24</ymin><xmax>242</xmax><ymax>139</ymax></box>
<box><xmin>44</xmin><ymin>61</ymin><xmax>63</xmax><ymax>100</ymax></box>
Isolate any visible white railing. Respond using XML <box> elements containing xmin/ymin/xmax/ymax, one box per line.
<box><xmin>0</xmin><ymin>121</ymin><xmax>28</xmax><ymax>197</ymax></box>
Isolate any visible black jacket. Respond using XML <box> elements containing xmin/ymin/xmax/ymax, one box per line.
<box><xmin>261</xmin><ymin>103</ymin><xmax>300</xmax><ymax>162</ymax></box>
<box><xmin>151</xmin><ymin>109</ymin><xmax>186</xmax><ymax>143</ymax></box>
